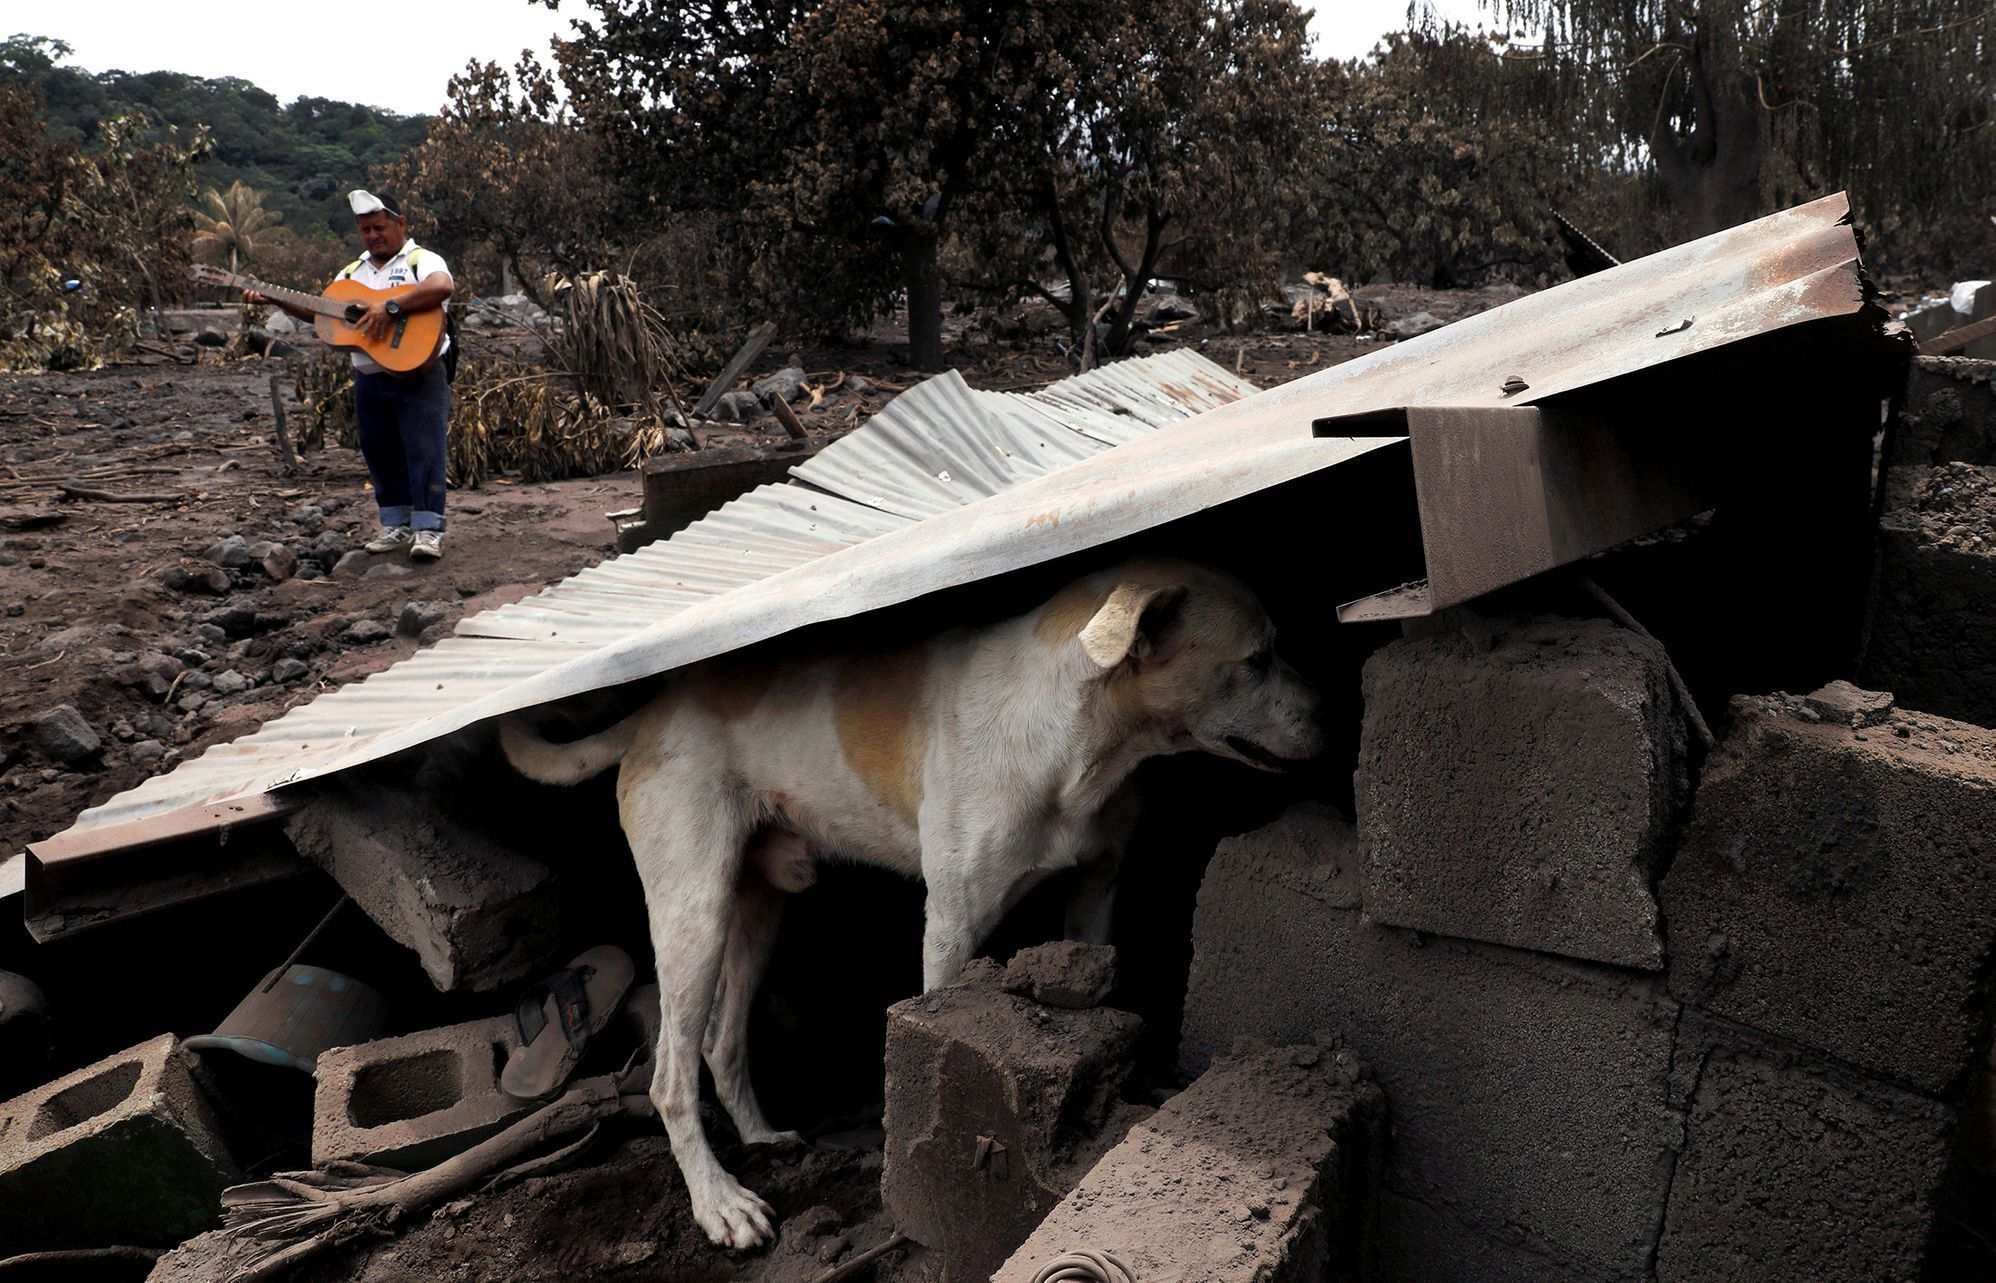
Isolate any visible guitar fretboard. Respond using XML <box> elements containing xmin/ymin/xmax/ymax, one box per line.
<box><xmin>208</xmin><ymin>270</ymin><xmax>349</xmax><ymax>320</ymax></box>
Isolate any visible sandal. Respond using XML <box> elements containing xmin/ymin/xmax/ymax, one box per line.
<box><xmin>500</xmin><ymin>945</ymin><xmax>636</xmax><ymax>1100</ymax></box>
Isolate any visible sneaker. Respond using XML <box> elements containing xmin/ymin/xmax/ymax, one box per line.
<box><xmin>364</xmin><ymin>525</ymin><xmax>414</xmax><ymax>554</ymax></box>
<box><xmin>410</xmin><ymin>530</ymin><xmax>444</xmax><ymax>561</ymax></box>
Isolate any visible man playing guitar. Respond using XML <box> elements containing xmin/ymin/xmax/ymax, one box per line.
<box><xmin>246</xmin><ymin>190</ymin><xmax>455</xmax><ymax>561</ymax></box>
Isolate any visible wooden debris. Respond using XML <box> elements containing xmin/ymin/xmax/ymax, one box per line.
<box><xmin>693</xmin><ymin>321</ymin><xmax>777</xmax><ymax>419</ymax></box>
<box><xmin>1922</xmin><ymin>313</ymin><xmax>1996</xmax><ymax>356</ymax></box>
<box><xmin>57</xmin><ymin>482</ymin><xmax>182</xmax><ymax>504</ymax></box>
<box><xmin>267</xmin><ymin>373</ymin><xmax>297</xmax><ymax>474</ymax></box>
<box><xmin>212</xmin><ymin>1073</ymin><xmax>649</xmax><ymax>1283</ymax></box>
<box><xmin>769</xmin><ymin>395</ymin><xmax>808</xmax><ymax>441</ymax></box>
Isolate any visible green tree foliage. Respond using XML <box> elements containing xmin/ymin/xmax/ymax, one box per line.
<box><xmin>2</xmin><ymin>32</ymin><xmax>427</xmax><ymax>245</ymax></box>
<box><xmin>192</xmin><ymin>178</ymin><xmax>275</xmax><ymax>272</ymax></box>
<box><xmin>1459</xmin><ymin>0</ymin><xmax>1996</xmax><ymax>267</ymax></box>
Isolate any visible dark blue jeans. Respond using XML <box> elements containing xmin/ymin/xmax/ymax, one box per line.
<box><xmin>354</xmin><ymin>364</ymin><xmax>451</xmax><ymax>530</ymax></box>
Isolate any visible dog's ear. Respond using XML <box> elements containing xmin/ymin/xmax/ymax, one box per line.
<box><xmin>1079</xmin><ymin>580</ymin><xmax>1188</xmax><ymax>669</ymax></box>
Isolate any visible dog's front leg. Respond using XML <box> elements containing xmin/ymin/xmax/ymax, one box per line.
<box><xmin>1062</xmin><ymin>786</ymin><xmax>1137</xmax><ymax>944</ymax></box>
<box><xmin>920</xmin><ymin>855</ymin><xmax>1045</xmax><ymax>992</ymax></box>
<box><xmin>631</xmin><ymin>779</ymin><xmax>775</xmax><ymax>1249</ymax></box>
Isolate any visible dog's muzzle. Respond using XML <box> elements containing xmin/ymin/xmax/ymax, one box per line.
<box><xmin>1224</xmin><ymin>734</ymin><xmax>1311</xmax><ymax>771</ymax></box>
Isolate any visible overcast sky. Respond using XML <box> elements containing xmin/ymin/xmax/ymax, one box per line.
<box><xmin>21</xmin><ymin>1</ymin><xmax>1512</xmax><ymax>117</ymax></box>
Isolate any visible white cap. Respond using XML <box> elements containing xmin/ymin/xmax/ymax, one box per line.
<box><xmin>348</xmin><ymin>189</ymin><xmax>401</xmax><ymax>218</ymax></box>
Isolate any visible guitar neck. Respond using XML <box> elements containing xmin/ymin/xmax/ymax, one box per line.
<box><xmin>215</xmin><ymin>270</ymin><xmax>348</xmax><ymax>320</ymax></box>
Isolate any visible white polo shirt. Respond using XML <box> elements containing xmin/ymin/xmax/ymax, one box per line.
<box><xmin>337</xmin><ymin>240</ymin><xmax>451</xmax><ymax>374</ymax></box>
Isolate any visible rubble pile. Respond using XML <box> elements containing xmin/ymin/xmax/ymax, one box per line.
<box><xmin>2</xmin><ymin>207</ymin><xmax>1992</xmax><ymax>1281</ymax></box>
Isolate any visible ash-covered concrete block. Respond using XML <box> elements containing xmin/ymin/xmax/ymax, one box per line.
<box><xmin>1356</xmin><ymin>615</ymin><xmax>1687</xmax><ymax>970</ymax></box>
<box><xmin>1864</xmin><ymin>462</ymin><xmax>1996</xmax><ymax>727</ymax></box>
<box><xmin>313</xmin><ymin>1015</ymin><xmax>534</xmax><ymax>1171</ymax></box>
<box><xmin>1002</xmin><ymin>941</ymin><xmax>1117</xmax><ymax>1009</ymax></box>
<box><xmin>1183</xmin><ymin>803</ymin><xmax>1680</xmax><ymax>1281</ymax></box>
<box><xmin>993</xmin><ymin>1042</ymin><xmax>1385</xmax><ymax>1283</ymax></box>
<box><xmin>882</xmin><ymin>958</ymin><xmax>1142</xmax><ymax>1282</ymax></box>
<box><xmin>1884</xmin><ymin>356</ymin><xmax>1996</xmax><ymax>509</ymax></box>
<box><xmin>285</xmin><ymin>784</ymin><xmax>557</xmax><ymax>993</ymax></box>
<box><xmin>1655</xmin><ymin>1013</ymin><xmax>1956</xmax><ymax>1283</ymax></box>
<box><xmin>0</xmin><ymin>1033</ymin><xmax>236</xmax><ymax>1254</ymax></box>
<box><xmin>1660</xmin><ymin>692</ymin><xmax>1996</xmax><ymax>1096</ymax></box>
<box><xmin>1372</xmin><ymin>1190</ymin><xmax>1605</xmax><ymax>1283</ymax></box>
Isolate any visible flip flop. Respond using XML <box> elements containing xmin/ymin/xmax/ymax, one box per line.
<box><xmin>500</xmin><ymin>945</ymin><xmax>636</xmax><ymax>1100</ymax></box>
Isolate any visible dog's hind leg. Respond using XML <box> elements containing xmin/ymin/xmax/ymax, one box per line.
<box><xmin>703</xmin><ymin>870</ymin><xmax>800</xmax><ymax>1147</ymax></box>
<box><xmin>627</xmin><ymin>770</ymin><xmax>775</xmax><ymax>1249</ymax></box>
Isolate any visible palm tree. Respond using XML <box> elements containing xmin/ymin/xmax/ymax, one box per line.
<box><xmin>192</xmin><ymin>180</ymin><xmax>275</xmax><ymax>273</ymax></box>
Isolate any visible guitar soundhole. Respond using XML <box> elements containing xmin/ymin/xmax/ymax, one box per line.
<box><xmin>344</xmin><ymin>303</ymin><xmax>366</xmax><ymax>324</ymax></box>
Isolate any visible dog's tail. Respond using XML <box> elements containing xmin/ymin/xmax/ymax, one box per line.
<box><xmin>498</xmin><ymin>715</ymin><xmax>638</xmax><ymax>786</ymax></box>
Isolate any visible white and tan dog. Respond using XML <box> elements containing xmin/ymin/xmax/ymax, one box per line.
<box><xmin>500</xmin><ymin>557</ymin><xmax>1321</xmax><ymax>1247</ymax></box>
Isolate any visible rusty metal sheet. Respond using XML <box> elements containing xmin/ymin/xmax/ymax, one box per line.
<box><xmin>791</xmin><ymin>370</ymin><xmax>1111</xmax><ymax>518</ymax></box>
<box><xmin>1332</xmin><ymin>405</ymin><xmax>1728</xmax><ymax>622</ymax></box>
<box><xmin>23</xmin><ymin>194</ymin><xmax>1884</xmax><ymax>915</ymax></box>
<box><xmin>26</xmin><ymin>350</ymin><xmax>1260</xmax><ymax>907</ymax></box>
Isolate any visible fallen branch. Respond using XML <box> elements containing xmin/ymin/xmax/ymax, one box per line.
<box><xmin>218</xmin><ymin>1074</ymin><xmax>646</xmax><ymax>1283</ymax></box>
<box><xmin>268</xmin><ymin>372</ymin><xmax>298</xmax><ymax>473</ymax></box>
<box><xmin>58</xmin><ymin>482</ymin><xmax>183</xmax><ymax>504</ymax></box>
<box><xmin>769</xmin><ymin>395</ymin><xmax>809</xmax><ymax>441</ymax></box>
<box><xmin>134</xmin><ymin>340</ymin><xmax>198</xmax><ymax>364</ymax></box>
<box><xmin>807</xmin><ymin>1231</ymin><xmax>912</xmax><ymax>1283</ymax></box>
<box><xmin>0</xmin><ymin>1246</ymin><xmax>164</xmax><ymax>1274</ymax></box>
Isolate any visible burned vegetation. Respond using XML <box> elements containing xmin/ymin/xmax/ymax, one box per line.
<box><xmin>4</xmin><ymin>5</ymin><xmax>1996</xmax><ymax>1283</ymax></box>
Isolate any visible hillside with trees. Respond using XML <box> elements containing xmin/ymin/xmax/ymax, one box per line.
<box><xmin>1</xmin><ymin>34</ymin><xmax>427</xmax><ymax>244</ymax></box>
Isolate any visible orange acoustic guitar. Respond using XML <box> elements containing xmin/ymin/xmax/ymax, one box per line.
<box><xmin>186</xmin><ymin>264</ymin><xmax>446</xmax><ymax>374</ymax></box>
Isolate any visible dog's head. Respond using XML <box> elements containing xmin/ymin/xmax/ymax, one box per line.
<box><xmin>1066</xmin><ymin>558</ymin><xmax>1322</xmax><ymax>771</ymax></box>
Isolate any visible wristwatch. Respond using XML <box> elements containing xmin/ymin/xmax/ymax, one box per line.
<box><xmin>384</xmin><ymin>298</ymin><xmax>403</xmax><ymax>317</ymax></box>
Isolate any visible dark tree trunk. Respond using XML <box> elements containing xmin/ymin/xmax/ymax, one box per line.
<box><xmin>1037</xmin><ymin>181</ymin><xmax>1096</xmax><ymax>367</ymax></box>
<box><xmin>1101</xmin><ymin>206</ymin><xmax>1169</xmax><ymax>360</ymax></box>
<box><xmin>903</xmin><ymin>233</ymin><xmax>944</xmax><ymax>371</ymax></box>
<box><xmin>1651</xmin><ymin>45</ymin><xmax>1769</xmax><ymax>237</ymax></box>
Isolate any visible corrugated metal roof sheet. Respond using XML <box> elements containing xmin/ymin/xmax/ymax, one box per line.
<box><xmin>36</xmin><ymin>349</ymin><xmax>1258</xmax><ymax>860</ymax></box>
<box><xmin>28</xmin><ymin>192</ymin><xmax>1887</xmax><ymax>890</ymax></box>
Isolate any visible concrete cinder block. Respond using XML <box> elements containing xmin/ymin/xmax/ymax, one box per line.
<box><xmin>1356</xmin><ymin>616</ymin><xmax>1687</xmax><ymax>970</ymax></box>
<box><xmin>0</xmin><ymin>1033</ymin><xmax>237</xmax><ymax>1253</ymax></box>
<box><xmin>1660</xmin><ymin>692</ymin><xmax>1996</xmax><ymax>1096</ymax></box>
<box><xmin>1882</xmin><ymin>357</ymin><xmax>1996</xmax><ymax>510</ymax></box>
<box><xmin>313</xmin><ymin>1015</ymin><xmax>535</xmax><ymax>1171</ymax></box>
<box><xmin>1654</xmin><ymin>1012</ymin><xmax>1956</xmax><ymax>1283</ymax></box>
<box><xmin>285</xmin><ymin>784</ymin><xmax>557</xmax><ymax>993</ymax></box>
<box><xmin>1371</xmin><ymin>1189</ymin><xmax>1605</xmax><ymax>1283</ymax></box>
<box><xmin>1183</xmin><ymin>803</ymin><xmax>1681</xmax><ymax>1281</ymax></box>
<box><xmin>993</xmin><ymin>1043</ymin><xmax>1386</xmax><ymax>1283</ymax></box>
<box><xmin>881</xmin><ymin>958</ymin><xmax>1143</xmax><ymax>1282</ymax></box>
<box><xmin>1863</xmin><ymin>462</ymin><xmax>1996</xmax><ymax>728</ymax></box>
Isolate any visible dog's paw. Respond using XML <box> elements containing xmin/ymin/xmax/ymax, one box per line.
<box><xmin>741</xmin><ymin>1127</ymin><xmax>805</xmax><ymax>1147</ymax></box>
<box><xmin>691</xmin><ymin>1172</ymin><xmax>776</xmax><ymax>1249</ymax></box>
